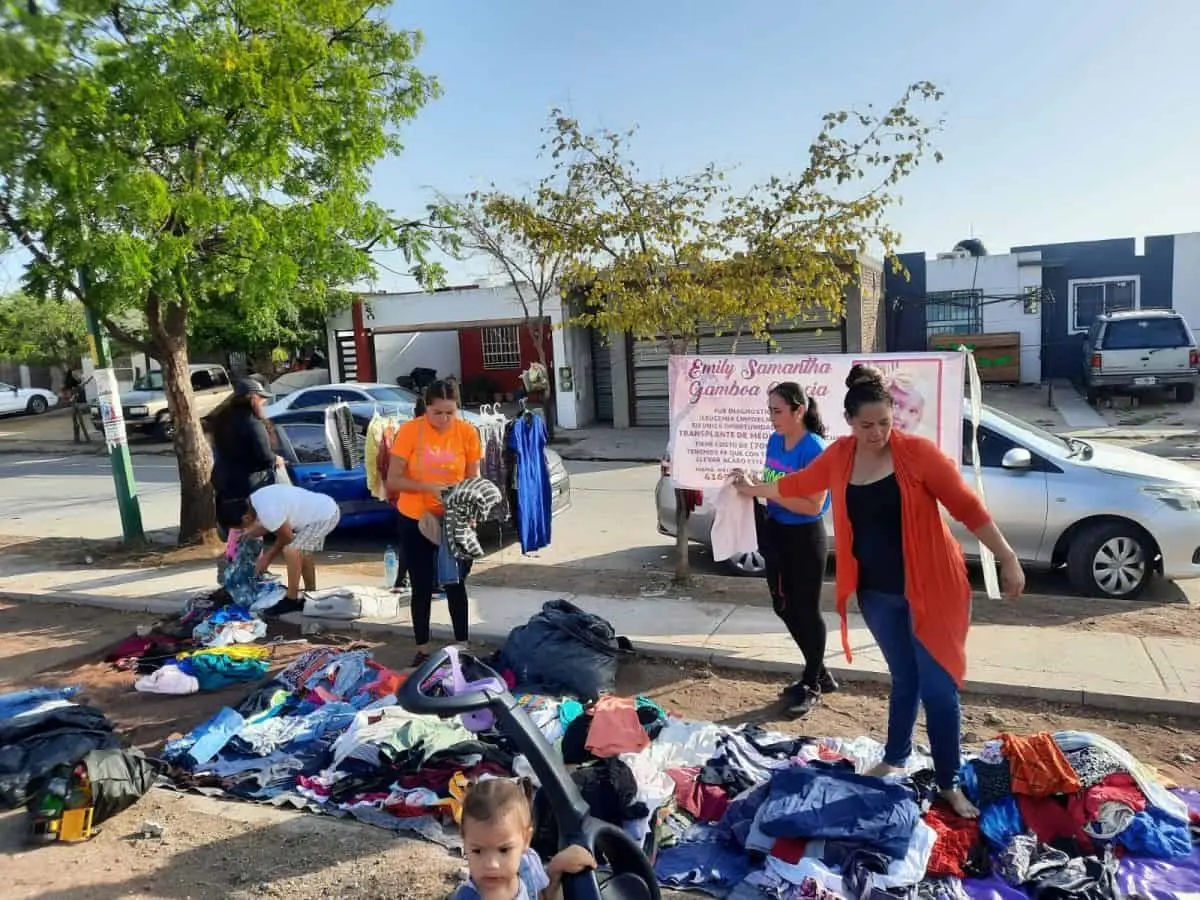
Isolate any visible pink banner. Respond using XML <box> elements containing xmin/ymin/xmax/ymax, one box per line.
<box><xmin>668</xmin><ymin>352</ymin><xmax>966</xmax><ymax>488</ymax></box>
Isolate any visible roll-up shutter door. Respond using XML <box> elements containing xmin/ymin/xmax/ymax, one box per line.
<box><xmin>590</xmin><ymin>329</ymin><xmax>614</xmax><ymax>422</ymax></box>
<box><xmin>697</xmin><ymin>335</ymin><xmax>772</xmax><ymax>355</ymax></box>
<box><xmin>631</xmin><ymin>339</ymin><xmax>672</xmax><ymax>426</ymax></box>
<box><xmin>770</xmin><ymin>328</ymin><xmax>845</xmax><ymax>354</ymax></box>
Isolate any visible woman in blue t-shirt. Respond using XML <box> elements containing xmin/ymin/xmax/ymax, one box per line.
<box><xmin>757</xmin><ymin>382</ymin><xmax>835</xmax><ymax>717</ymax></box>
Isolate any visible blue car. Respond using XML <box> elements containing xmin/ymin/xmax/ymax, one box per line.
<box><xmin>268</xmin><ymin>401</ymin><xmax>572</xmax><ymax>532</ymax></box>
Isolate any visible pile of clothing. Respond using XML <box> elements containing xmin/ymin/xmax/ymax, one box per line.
<box><xmin>0</xmin><ymin>686</ymin><xmax>159</xmax><ymax>821</ymax></box>
<box><xmin>106</xmin><ymin>591</ymin><xmax>272</xmax><ymax>696</ymax></box>
<box><xmin>671</xmin><ymin>729</ymin><xmax>1200</xmax><ymax>900</ymax></box>
<box><xmin>160</xmin><ymin>637</ymin><xmax>1200</xmax><ymax>900</ymax></box>
<box><xmin>219</xmin><ymin>534</ymin><xmax>286</xmax><ymax>611</ymax></box>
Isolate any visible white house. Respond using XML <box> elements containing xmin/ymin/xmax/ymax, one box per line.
<box><xmin>325</xmin><ymin>283</ymin><xmax>594</xmax><ymax>430</ymax></box>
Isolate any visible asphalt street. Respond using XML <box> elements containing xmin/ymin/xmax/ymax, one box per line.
<box><xmin>0</xmin><ymin>453</ymin><xmax>694</xmax><ymax>571</ymax></box>
<box><xmin>3</xmin><ymin>453</ymin><xmax>1200</xmax><ymax>603</ymax></box>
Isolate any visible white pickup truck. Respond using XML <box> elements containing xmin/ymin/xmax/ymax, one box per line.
<box><xmin>91</xmin><ymin>363</ymin><xmax>235</xmax><ymax>441</ymax></box>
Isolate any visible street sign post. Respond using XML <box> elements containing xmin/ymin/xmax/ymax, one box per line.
<box><xmin>83</xmin><ymin>306</ymin><xmax>145</xmax><ymax>544</ymax></box>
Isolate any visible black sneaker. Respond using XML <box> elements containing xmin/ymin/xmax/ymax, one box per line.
<box><xmin>263</xmin><ymin>595</ymin><xmax>306</xmax><ymax>618</ymax></box>
<box><xmin>781</xmin><ymin>670</ymin><xmax>838</xmax><ymax>699</ymax></box>
<box><xmin>784</xmin><ymin>684</ymin><xmax>822</xmax><ymax>718</ymax></box>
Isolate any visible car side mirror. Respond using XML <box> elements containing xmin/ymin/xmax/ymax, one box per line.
<box><xmin>1001</xmin><ymin>447</ymin><xmax>1033</xmax><ymax>470</ymax></box>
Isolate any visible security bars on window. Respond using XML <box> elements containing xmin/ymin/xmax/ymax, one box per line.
<box><xmin>482</xmin><ymin>325</ymin><xmax>522</xmax><ymax>370</ymax></box>
<box><xmin>925</xmin><ymin>290</ymin><xmax>983</xmax><ymax>338</ymax></box>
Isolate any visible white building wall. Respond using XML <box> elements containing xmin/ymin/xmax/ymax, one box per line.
<box><xmin>1171</xmin><ymin>232</ymin><xmax>1200</xmax><ymax>334</ymax></box>
<box><xmin>330</xmin><ymin>284</ymin><xmax>584</xmax><ymax>429</ymax></box>
<box><xmin>330</xmin><ymin>285</ymin><xmax>565</xmax><ymax>331</ymax></box>
<box><xmin>924</xmin><ymin>253</ymin><xmax>1044</xmax><ymax>383</ymax></box>
<box><xmin>375</xmin><ymin>331</ymin><xmax>461</xmax><ymax>384</ymax></box>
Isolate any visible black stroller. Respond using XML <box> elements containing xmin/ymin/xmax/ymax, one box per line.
<box><xmin>399</xmin><ymin>648</ymin><xmax>660</xmax><ymax>900</ymax></box>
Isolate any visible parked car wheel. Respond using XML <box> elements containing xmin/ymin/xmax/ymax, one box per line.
<box><xmin>724</xmin><ymin>550</ymin><xmax>767</xmax><ymax>577</ymax></box>
<box><xmin>155</xmin><ymin>413</ymin><xmax>175</xmax><ymax>442</ymax></box>
<box><xmin>26</xmin><ymin>395</ymin><xmax>48</xmax><ymax>415</ymax></box>
<box><xmin>1066</xmin><ymin>520</ymin><xmax>1152</xmax><ymax>600</ymax></box>
<box><xmin>1176</xmin><ymin>383</ymin><xmax>1195</xmax><ymax>403</ymax></box>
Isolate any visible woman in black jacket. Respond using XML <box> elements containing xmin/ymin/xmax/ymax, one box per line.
<box><xmin>209</xmin><ymin>379</ymin><xmax>278</xmax><ymax>529</ymax></box>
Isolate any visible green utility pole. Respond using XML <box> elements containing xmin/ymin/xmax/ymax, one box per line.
<box><xmin>83</xmin><ymin>304</ymin><xmax>145</xmax><ymax>544</ymax></box>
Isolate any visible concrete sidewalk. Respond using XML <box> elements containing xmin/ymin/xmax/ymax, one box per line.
<box><xmin>0</xmin><ymin>562</ymin><xmax>1196</xmax><ymax>717</ymax></box>
<box><xmin>555</xmin><ymin>426</ymin><xmax>666</xmax><ymax>463</ymax></box>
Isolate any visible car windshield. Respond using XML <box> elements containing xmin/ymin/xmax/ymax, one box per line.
<box><xmin>365</xmin><ymin>386</ymin><xmax>418</xmax><ymax>402</ymax></box>
<box><xmin>132</xmin><ymin>372</ymin><xmax>164</xmax><ymax>391</ymax></box>
<box><xmin>978</xmin><ymin>404</ymin><xmax>1074</xmax><ymax>456</ymax></box>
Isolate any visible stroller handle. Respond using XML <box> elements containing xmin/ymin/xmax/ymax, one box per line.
<box><xmin>399</xmin><ymin>647</ymin><xmax>505</xmax><ymax>716</ymax></box>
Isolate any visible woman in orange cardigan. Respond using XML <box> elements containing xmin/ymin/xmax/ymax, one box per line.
<box><xmin>734</xmin><ymin>364</ymin><xmax>1025</xmax><ymax>817</ymax></box>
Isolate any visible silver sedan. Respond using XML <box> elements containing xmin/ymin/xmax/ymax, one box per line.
<box><xmin>656</xmin><ymin>404</ymin><xmax>1200</xmax><ymax>600</ymax></box>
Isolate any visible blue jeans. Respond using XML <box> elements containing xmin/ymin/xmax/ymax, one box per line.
<box><xmin>857</xmin><ymin>590</ymin><xmax>962</xmax><ymax>789</ymax></box>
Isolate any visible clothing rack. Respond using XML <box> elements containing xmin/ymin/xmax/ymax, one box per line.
<box><xmin>477</xmin><ymin>406</ymin><xmax>513</xmax><ymax>524</ymax></box>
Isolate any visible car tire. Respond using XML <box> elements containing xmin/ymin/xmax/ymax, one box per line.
<box><xmin>1176</xmin><ymin>383</ymin><xmax>1195</xmax><ymax>403</ymax></box>
<box><xmin>155</xmin><ymin>414</ymin><xmax>175</xmax><ymax>442</ymax></box>
<box><xmin>1066</xmin><ymin>520</ymin><xmax>1152</xmax><ymax>600</ymax></box>
<box><xmin>26</xmin><ymin>395</ymin><xmax>48</xmax><ymax>415</ymax></box>
<box><xmin>1084</xmin><ymin>387</ymin><xmax>1100</xmax><ymax>405</ymax></box>
<box><xmin>724</xmin><ymin>550</ymin><xmax>767</xmax><ymax>577</ymax></box>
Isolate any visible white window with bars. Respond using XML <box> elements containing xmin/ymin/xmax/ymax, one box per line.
<box><xmin>925</xmin><ymin>290</ymin><xmax>982</xmax><ymax>338</ymax></box>
<box><xmin>481</xmin><ymin>325</ymin><xmax>522</xmax><ymax>370</ymax></box>
<box><xmin>1068</xmin><ymin>276</ymin><xmax>1139</xmax><ymax>333</ymax></box>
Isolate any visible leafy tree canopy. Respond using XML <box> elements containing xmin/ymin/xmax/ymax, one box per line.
<box><xmin>0</xmin><ymin>291</ymin><xmax>88</xmax><ymax>367</ymax></box>
<box><xmin>538</xmin><ymin>83</ymin><xmax>944</xmax><ymax>346</ymax></box>
<box><xmin>0</xmin><ymin>0</ymin><xmax>443</xmax><ymax>541</ymax></box>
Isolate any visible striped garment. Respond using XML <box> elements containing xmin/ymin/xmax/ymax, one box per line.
<box><xmin>442</xmin><ymin>477</ymin><xmax>503</xmax><ymax>560</ymax></box>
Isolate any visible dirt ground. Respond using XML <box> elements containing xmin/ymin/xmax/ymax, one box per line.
<box><xmin>1090</xmin><ymin>385</ymin><xmax>1200</xmax><ymax>430</ymax></box>
<box><xmin>0</xmin><ymin>599</ymin><xmax>1197</xmax><ymax>899</ymax></box>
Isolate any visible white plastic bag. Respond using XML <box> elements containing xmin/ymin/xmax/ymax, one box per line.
<box><xmin>710</xmin><ymin>478</ymin><xmax>758</xmax><ymax>562</ymax></box>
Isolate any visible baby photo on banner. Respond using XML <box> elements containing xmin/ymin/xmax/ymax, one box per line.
<box><xmin>667</xmin><ymin>352</ymin><xmax>967</xmax><ymax>490</ymax></box>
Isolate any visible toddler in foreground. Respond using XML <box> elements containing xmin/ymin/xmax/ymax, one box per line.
<box><xmin>454</xmin><ymin>778</ymin><xmax>596</xmax><ymax>900</ymax></box>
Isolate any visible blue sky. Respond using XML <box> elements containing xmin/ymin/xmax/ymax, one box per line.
<box><xmin>367</xmin><ymin>0</ymin><xmax>1200</xmax><ymax>289</ymax></box>
<box><xmin>3</xmin><ymin>0</ymin><xmax>1198</xmax><ymax>294</ymax></box>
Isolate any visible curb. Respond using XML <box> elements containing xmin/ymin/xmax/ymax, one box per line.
<box><xmin>557</xmin><ymin>453</ymin><xmax>664</xmax><ymax>464</ymax></box>
<box><xmin>3</xmin><ymin>589</ymin><xmax>1196</xmax><ymax>719</ymax></box>
<box><xmin>0</xmin><ymin>443</ymin><xmax>175</xmax><ymax>457</ymax></box>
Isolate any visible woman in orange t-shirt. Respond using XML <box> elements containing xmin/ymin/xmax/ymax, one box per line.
<box><xmin>735</xmin><ymin>364</ymin><xmax>1025</xmax><ymax>818</ymax></box>
<box><xmin>386</xmin><ymin>379</ymin><xmax>483</xmax><ymax>666</ymax></box>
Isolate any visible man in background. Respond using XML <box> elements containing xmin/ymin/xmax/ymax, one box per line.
<box><xmin>60</xmin><ymin>370</ymin><xmax>92</xmax><ymax>444</ymax></box>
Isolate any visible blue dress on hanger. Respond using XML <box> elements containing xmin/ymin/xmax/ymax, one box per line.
<box><xmin>509</xmin><ymin>413</ymin><xmax>552</xmax><ymax>553</ymax></box>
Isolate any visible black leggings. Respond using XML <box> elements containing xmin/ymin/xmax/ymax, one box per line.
<box><xmin>397</xmin><ymin>514</ymin><xmax>473</xmax><ymax>645</ymax></box>
<box><xmin>756</xmin><ymin>509</ymin><xmax>829</xmax><ymax>687</ymax></box>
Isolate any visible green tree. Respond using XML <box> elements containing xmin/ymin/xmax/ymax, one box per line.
<box><xmin>437</xmin><ymin>180</ymin><xmax>587</xmax><ymax>436</ymax></box>
<box><xmin>0</xmin><ymin>292</ymin><xmax>88</xmax><ymax>369</ymax></box>
<box><xmin>0</xmin><ymin>0</ymin><xmax>443</xmax><ymax>542</ymax></box>
<box><xmin>540</xmin><ymin>84</ymin><xmax>944</xmax><ymax>582</ymax></box>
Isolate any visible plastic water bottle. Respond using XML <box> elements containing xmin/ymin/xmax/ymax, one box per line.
<box><xmin>383</xmin><ymin>546</ymin><xmax>399</xmax><ymax>589</ymax></box>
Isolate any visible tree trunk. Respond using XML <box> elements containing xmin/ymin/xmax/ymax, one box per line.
<box><xmin>529</xmin><ymin>319</ymin><xmax>556</xmax><ymax>442</ymax></box>
<box><xmin>158</xmin><ymin>340</ymin><xmax>219</xmax><ymax>546</ymax></box>
<box><xmin>673</xmin><ymin>488</ymin><xmax>691</xmax><ymax>585</ymax></box>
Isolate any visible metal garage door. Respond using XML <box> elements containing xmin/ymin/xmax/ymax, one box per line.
<box><xmin>771</xmin><ymin>328</ymin><xmax>845</xmax><ymax>354</ymax></box>
<box><xmin>632</xmin><ymin>339</ymin><xmax>672</xmax><ymax>426</ymax></box>
<box><xmin>697</xmin><ymin>335</ymin><xmax>771</xmax><ymax>355</ymax></box>
<box><xmin>590</xmin><ymin>329</ymin><xmax>614</xmax><ymax>423</ymax></box>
